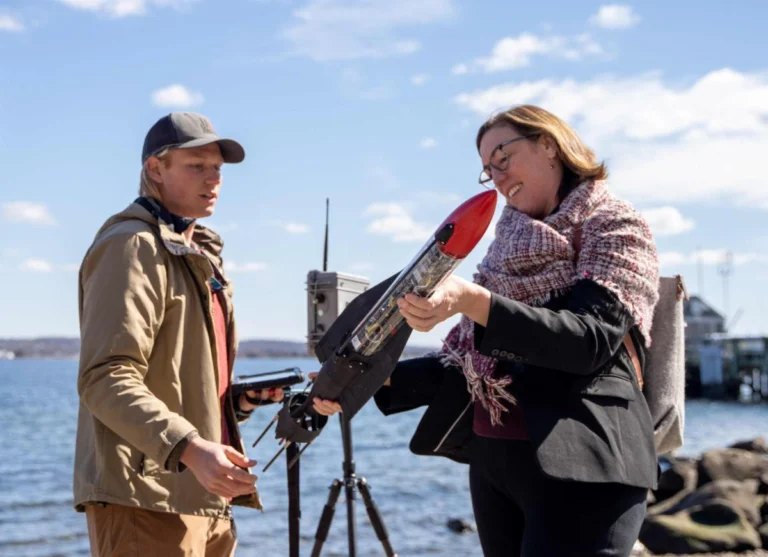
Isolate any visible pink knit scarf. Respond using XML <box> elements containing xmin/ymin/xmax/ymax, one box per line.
<box><xmin>441</xmin><ymin>180</ymin><xmax>659</xmax><ymax>425</ymax></box>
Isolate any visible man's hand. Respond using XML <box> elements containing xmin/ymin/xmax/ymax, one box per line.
<box><xmin>239</xmin><ymin>387</ymin><xmax>285</xmax><ymax>412</ymax></box>
<box><xmin>308</xmin><ymin>372</ymin><xmax>343</xmax><ymax>416</ymax></box>
<box><xmin>180</xmin><ymin>437</ymin><xmax>258</xmax><ymax>499</ymax></box>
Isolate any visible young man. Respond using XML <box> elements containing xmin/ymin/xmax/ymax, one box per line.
<box><xmin>74</xmin><ymin>112</ymin><xmax>281</xmax><ymax>556</ymax></box>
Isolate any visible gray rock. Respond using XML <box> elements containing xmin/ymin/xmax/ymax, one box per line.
<box><xmin>655</xmin><ymin>457</ymin><xmax>698</xmax><ymax>503</ymax></box>
<box><xmin>730</xmin><ymin>436</ymin><xmax>768</xmax><ymax>454</ymax></box>
<box><xmin>759</xmin><ymin>522</ymin><xmax>768</xmax><ymax>549</ymax></box>
<box><xmin>653</xmin><ymin>480</ymin><xmax>763</xmax><ymax>527</ymax></box>
<box><xmin>698</xmin><ymin>449</ymin><xmax>768</xmax><ymax>487</ymax></box>
<box><xmin>446</xmin><ymin>518</ymin><xmax>476</xmax><ymax>534</ymax></box>
<box><xmin>640</xmin><ymin>500</ymin><xmax>762</xmax><ymax>554</ymax></box>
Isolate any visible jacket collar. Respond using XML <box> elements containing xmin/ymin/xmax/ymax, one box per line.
<box><xmin>130</xmin><ymin>197</ymin><xmax>225</xmax><ymax>260</ymax></box>
<box><xmin>135</xmin><ymin>197</ymin><xmax>195</xmax><ymax>234</ymax></box>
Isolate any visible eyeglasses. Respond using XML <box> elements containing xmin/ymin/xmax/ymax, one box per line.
<box><xmin>478</xmin><ymin>134</ymin><xmax>537</xmax><ymax>186</ymax></box>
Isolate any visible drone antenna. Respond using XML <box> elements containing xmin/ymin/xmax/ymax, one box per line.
<box><xmin>322</xmin><ymin>198</ymin><xmax>329</xmax><ymax>272</ymax></box>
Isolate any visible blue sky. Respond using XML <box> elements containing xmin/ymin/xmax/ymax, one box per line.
<box><xmin>1</xmin><ymin>0</ymin><xmax>767</xmax><ymax>347</ymax></box>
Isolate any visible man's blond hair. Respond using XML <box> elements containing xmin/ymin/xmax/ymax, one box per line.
<box><xmin>138</xmin><ymin>148</ymin><xmax>171</xmax><ymax>200</ymax></box>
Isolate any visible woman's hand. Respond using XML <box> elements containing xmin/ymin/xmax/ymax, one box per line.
<box><xmin>308</xmin><ymin>372</ymin><xmax>343</xmax><ymax>416</ymax></box>
<box><xmin>397</xmin><ymin>275</ymin><xmax>467</xmax><ymax>332</ymax></box>
<box><xmin>398</xmin><ymin>275</ymin><xmax>492</xmax><ymax>331</ymax></box>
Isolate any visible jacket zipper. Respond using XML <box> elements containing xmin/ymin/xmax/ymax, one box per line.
<box><xmin>433</xmin><ymin>400</ymin><xmax>473</xmax><ymax>454</ymax></box>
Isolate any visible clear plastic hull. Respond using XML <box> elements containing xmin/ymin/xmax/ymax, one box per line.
<box><xmin>348</xmin><ymin>241</ymin><xmax>461</xmax><ymax>356</ymax></box>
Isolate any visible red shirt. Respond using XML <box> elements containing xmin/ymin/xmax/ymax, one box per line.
<box><xmin>210</xmin><ymin>285</ymin><xmax>231</xmax><ymax>447</ymax></box>
<box><xmin>473</xmin><ymin>399</ymin><xmax>528</xmax><ymax>440</ymax></box>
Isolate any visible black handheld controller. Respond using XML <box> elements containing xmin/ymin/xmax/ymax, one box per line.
<box><xmin>231</xmin><ymin>367</ymin><xmax>305</xmax><ymax>402</ymax></box>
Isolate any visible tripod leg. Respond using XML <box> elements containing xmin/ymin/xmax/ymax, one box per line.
<box><xmin>286</xmin><ymin>442</ymin><xmax>301</xmax><ymax>557</ymax></box>
<box><xmin>344</xmin><ymin>475</ymin><xmax>357</xmax><ymax>557</ymax></box>
<box><xmin>310</xmin><ymin>479</ymin><xmax>343</xmax><ymax>557</ymax></box>
<box><xmin>357</xmin><ymin>478</ymin><xmax>398</xmax><ymax>557</ymax></box>
<box><xmin>339</xmin><ymin>412</ymin><xmax>358</xmax><ymax>557</ymax></box>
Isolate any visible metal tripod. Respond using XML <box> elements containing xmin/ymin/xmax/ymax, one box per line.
<box><xmin>287</xmin><ymin>442</ymin><xmax>301</xmax><ymax>557</ymax></box>
<box><xmin>310</xmin><ymin>413</ymin><xmax>397</xmax><ymax>557</ymax></box>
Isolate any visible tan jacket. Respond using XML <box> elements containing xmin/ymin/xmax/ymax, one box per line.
<box><xmin>73</xmin><ymin>201</ymin><xmax>262</xmax><ymax>517</ymax></box>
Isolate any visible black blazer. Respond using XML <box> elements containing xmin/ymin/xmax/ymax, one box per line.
<box><xmin>375</xmin><ymin>279</ymin><xmax>659</xmax><ymax>490</ymax></box>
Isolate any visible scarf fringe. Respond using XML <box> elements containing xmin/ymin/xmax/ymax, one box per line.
<box><xmin>440</xmin><ymin>343</ymin><xmax>517</xmax><ymax>427</ymax></box>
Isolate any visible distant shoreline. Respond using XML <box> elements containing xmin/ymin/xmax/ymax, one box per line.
<box><xmin>0</xmin><ymin>338</ymin><xmax>439</xmax><ymax>360</ymax></box>
<box><xmin>0</xmin><ymin>354</ymin><xmax>317</xmax><ymax>360</ymax></box>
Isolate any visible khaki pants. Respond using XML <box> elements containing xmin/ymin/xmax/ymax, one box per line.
<box><xmin>85</xmin><ymin>504</ymin><xmax>236</xmax><ymax>557</ymax></box>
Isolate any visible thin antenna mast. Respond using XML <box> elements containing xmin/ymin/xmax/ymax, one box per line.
<box><xmin>696</xmin><ymin>245</ymin><xmax>703</xmax><ymax>297</ymax></box>
<box><xmin>717</xmin><ymin>250</ymin><xmax>733</xmax><ymax>329</ymax></box>
<box><xmin>323</xmin><ymin>198</ymin><xmax>329</xmax><ymax>272</ymax></box>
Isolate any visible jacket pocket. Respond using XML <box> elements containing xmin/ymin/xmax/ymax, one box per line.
<box><xmin>409</xmin><ymin>376</ymin><xmax>473</xmax><ymax>465</ymax></box>
<box><xmin>410</xmin><ymin>402</ymin><xmax>473</xmax><ymax>465</ymax></box>
<box><xmin>140</xmin><ymin>455</ymin><xmax>167</xmax><ymax>477</ymax></box>
<box><xmin>571</xmin><ymin>373</ymin><xmax>636</xmax><ymax>401</ymax></box>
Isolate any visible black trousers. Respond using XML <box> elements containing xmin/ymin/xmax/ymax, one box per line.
<box><xmin>470</xmin><ymin>436</ymin><xmax>647</xmax><ymax>557</ymax></box>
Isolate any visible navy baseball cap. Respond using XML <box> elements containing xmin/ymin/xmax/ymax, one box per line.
<box><xmin>141</xmin><ymin>112</ymin><xmax>245</xmax><ymax>164</ymax></box>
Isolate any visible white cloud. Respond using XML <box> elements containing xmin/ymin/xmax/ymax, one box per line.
<box><xmin>57</xmin><ymin>0</ymin><xmax>197</xmax><ymax>18</ymax></box>
<box><xmin>151</xmin><ymin>84</ymin><xmax>204</xmax><ymax>108</ymax></box>
<box><xmin>455</xmin><ymin>69</ymin><xmax>768</xmax><ymax>207</ymax></box>
<box><xmin>2</xmin><ymin>202</ymin><xmax>56</xmax><ymax>225</ymax></box>
<box><xmin>451</xmin><ymin>63</ymin><xmax>468</xmax><ymax>76</ymax></box>
<box><xmin>419</xmin><ymin>137</ymin><xmax>437</xmax><ymax>149</ymax></box>
<box><xmin>224</xmin><ymin>261</ymin><xmax>269</xmax><ymax>272</ymax></box>
<box><xmin>455</xmin><ymin>69</ymin><xmax>768</xmax><ymax>137</ymax></box>
<box><xmin>0</xmin><ymin>13</ymin><xmax>24</xmax><ymax>31</ymax></box>
<box><xmin>283</xmin><ymin>0</ymin><xmax>456</xmax><ymax>61</ymax></box>
<box><xmin>589</xmin><ymin>4</ymin><xmax>641</xmax><ymax>29</ymax></box>
<box><xmin>658</xmin><ymin>252</ymin><xmax>686</xmax><ymax>267</ymax></box>
<box><xmin>641</xmin><ymin>207</ymin><xmax>695</xmax><ymax>236</ymax></box>
<box><xmin>456</xmin><ymin>32</ymin><xmax>603</xmax><ymax>74</ymax></box>
<box><xmin>364</xmin><ymin>202</ymin><xmax>433</xmax><ymax>243</ymax></box>
<box><xmin>610</xmin><ymin>136</ymin><xmax>768</xmax><ymax>208</ymax></box>
<box><xmin>411</xmin><ymin>74</ymin><xmax>429</xmax><ymax>86</ymax></box>
<box><xmin>284</xmin><ymin>222</ymin><xmax>309</xmax><ymax>234</ymax></box>
<box><xmin>660</xmin><ymin>250</ymin><xmax>768</xmax><ymax>268</ymax></box>
<box><xmin>19</xmin><ymin>259</ymin><xmax>53</xmax><ymax>273</ymax></box>
<box><xmin>18</xmin><ymin>260</ymin><xmax>89</xmax><ymax>272</ymax></box>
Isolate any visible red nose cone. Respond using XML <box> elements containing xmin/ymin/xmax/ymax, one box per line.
<box><xmin>435</xmin><ymin>190</ymin><xmax>497</xmax><ymax>258</ymax></box>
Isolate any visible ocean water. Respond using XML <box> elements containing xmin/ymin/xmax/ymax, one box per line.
<box><xmin>1</xmin><ymin>358</ymin><xmax>767</xmax><ymax>557</ymax></box>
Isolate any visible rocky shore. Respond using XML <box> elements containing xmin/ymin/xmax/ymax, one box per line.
<box><xmin>634</xmin><ymin>436</ymin><xmax>768</xmax><ymax>555</ymax></box>
<box><xmin>646</xmin><ymin>549</ymin><xmax>768</xmax><ymax>557</ymax></box>
<box><xmin>637</xmin><ymin>549</ymin><xmax>768</xmax><ymax>557</ymax></box>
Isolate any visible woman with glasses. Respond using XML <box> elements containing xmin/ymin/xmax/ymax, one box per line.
<box><xmin>374</xmin><ymin>105</ymin><xmax>660</xmax><ymax>556</ymax></box>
